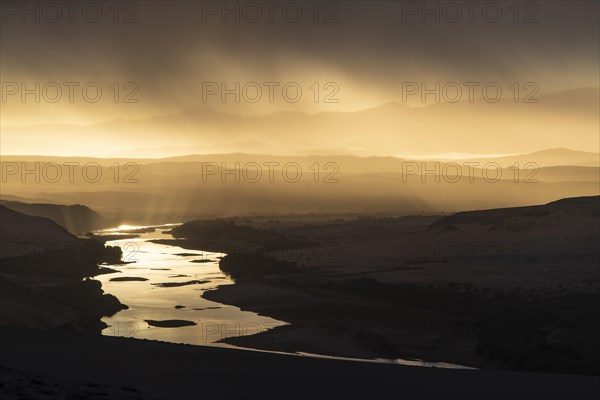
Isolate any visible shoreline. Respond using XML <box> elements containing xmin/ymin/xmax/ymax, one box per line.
<box><xmin>202</xmin><ymin>281</ymin><xmax>497</xmax><ymax>370</ymax></box>
<box><xmin>150</xmin><ymin>211</ymin><xmax>600</xmax><ymax>375</ymax></box>
<box><xmin>149</xmin><ymin>237</ymin><xmax>496</xmax><ymax>369</ymax></box>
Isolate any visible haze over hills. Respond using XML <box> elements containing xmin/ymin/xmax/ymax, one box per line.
<box><xmin>1</xmin><ymin>149</ymin><xmax>598</xmax><ymax>224</ymax></box>
<box><xmin>2</xmin><ymin>88</ymin><xmax>598</xmax><ymax>157</ymax></box>
<box><xmin>2</xmin><ymin>148</ymin><xmax>598</xmax><ymax>167</ymax></box>
<box><xmin>429</xmin><ymin>148</ymin><xmax>600</xmax><ymax>168</ymax></box>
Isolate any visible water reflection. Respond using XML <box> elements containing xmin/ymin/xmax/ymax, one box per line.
<box><xmin>95</xmin><ymin>224</ymin><xmax>474</xmax><ymax>369</ymax></box>
<box><xmin>96</xmin><ymin>225</ymin><xmax>287</xmax><ymax>347</ymax></box>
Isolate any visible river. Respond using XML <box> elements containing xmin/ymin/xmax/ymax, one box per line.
<box><xmin>95</xmin><ymin>224</ymin><xmax>473</xmax><ymax>369</ymax></box>
<box><xmin>95</xmin><ymin>224</ymin><xmax>286</xmax><ymax>347</ymax></box>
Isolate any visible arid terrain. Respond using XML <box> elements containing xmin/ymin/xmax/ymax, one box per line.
<box><xmin>160</xmin><ymin>196</ymin><xmax>600</xmax><ymax>373</ymax></box>
<box><xmin>1</xmin><ymin>195</ymin><xmax>599</xmax><ymax>398</ymax></box>
<box><xmin>2</xmin><ymin>1</ymin><xmax>599</xmax><ymax>398</ymax></box>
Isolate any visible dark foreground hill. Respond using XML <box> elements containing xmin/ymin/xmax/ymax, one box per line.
<box><xmin>0</xmin><ymin>207</ymin><xmax>126</xmax><ymax>331</ymax></box>
<box><xmin>1</xmin><ymin>201</ymin><xmax>108</xmax><ymax>235</ymax></box>
<box><xmin>0</xmin><ymin>205</ymin><xmax>81</xmax><ymax>259</ymax></box>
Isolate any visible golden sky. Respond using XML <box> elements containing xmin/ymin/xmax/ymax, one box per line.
<box><xmin>1</xmin><ymin>1</ymin><xmax>598</xmax><ymax>157</ymax></box>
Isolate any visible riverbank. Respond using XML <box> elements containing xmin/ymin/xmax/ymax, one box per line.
<box><xmin>202</xmin><ymin>281</ymin><xmax>496</xmax><ymax>369</ymax></box>
<box><xmin>159</xmin><ymin>198</ymin><xmax>600</xmax><ymax>374</ymax></box>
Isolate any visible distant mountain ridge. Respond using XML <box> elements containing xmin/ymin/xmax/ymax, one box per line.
<box><xmin>2</xmin><ymin>87</ymin><xmax>598</xmax><ymax>157</ymax></box>
<box><xmin>2</xmin><ymin>148</ymin><xmax>598</xmax><ymax>168</ymax></box>
<box><xmin>0</xmin><ymin>151</ymin><xmax>598</xmax><ymax>220</ymax></box>
<box><xmin>431</xmin><ymin>149</ymin><xmax>600</xmax><ymax>168</ymax></box>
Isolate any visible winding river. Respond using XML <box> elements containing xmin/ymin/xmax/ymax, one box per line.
<box><xmin>96</xmin><ymin>224</ymin><xmax>286</xmax><ymax>347</ymax></box>
<box><xmin>96</xmin><ymin>224</ymin><xmax>473</xmax><ymax>369</ymax></box>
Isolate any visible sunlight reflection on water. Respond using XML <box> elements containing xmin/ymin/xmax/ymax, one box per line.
<box><xmin>96</xmin><ymin>225</ymin><xmax>287</xmax><ymax>347</ymax></box>
<box><xmin>95</xmin><ymin>224</ymin><xmax>474</xmax><ymax>369</ymax></box>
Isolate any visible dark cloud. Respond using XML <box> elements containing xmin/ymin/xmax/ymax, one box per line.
<box><xmin>1</xmin><ymin>0</ymin><xmax>598</xmax><ymax>116</ymax></box>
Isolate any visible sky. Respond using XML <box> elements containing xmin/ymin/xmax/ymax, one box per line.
<box><xmin>0</xmin><ymin>0</ymin><xmax>598</xmax><ymax>157</ymax></box>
